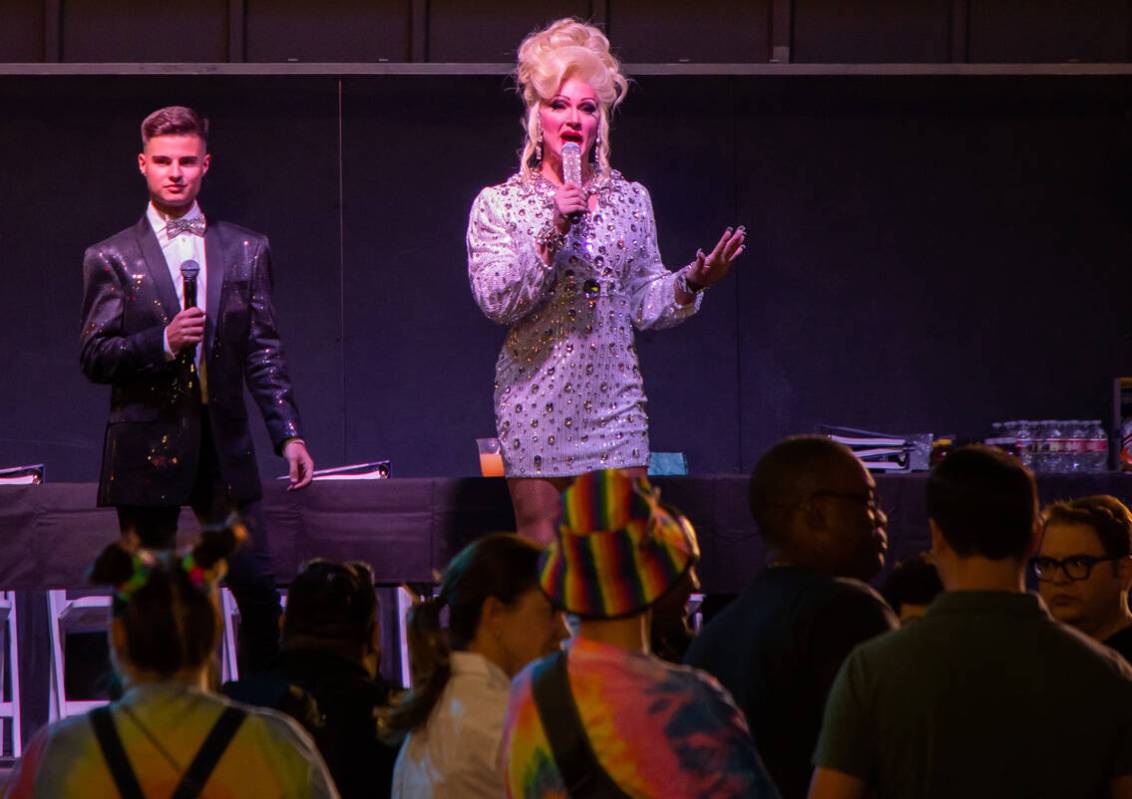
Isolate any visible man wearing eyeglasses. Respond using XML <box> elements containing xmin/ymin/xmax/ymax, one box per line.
<box><xmin>1035</xmin><ymin>495</ymin><xmax>1132</xmax><ymax>663</ymax></box>
<box><xmin>685</xmin><ymin>436</ymin><xmax>896</xmax><ymax>799</ymax></box>
<box><xmin>810</xmin><ymin>446</ymin><xmax>1132</xmax><ymax>799</ymax></box>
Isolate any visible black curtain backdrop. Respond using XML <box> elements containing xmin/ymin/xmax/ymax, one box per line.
<box><xmin>2</xmin><ymin>74</ymin><xmax>1131</xmax><ymax>481</ymax></box>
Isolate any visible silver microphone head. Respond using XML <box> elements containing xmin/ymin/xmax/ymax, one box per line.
<box><xmin>562</xmin><ymin>142</ymin><xmax>583</xmax><ymax>187</ymax></box>
<box><xmin>179</xmin><ymin>260</ymin><xmax>200</xmax><ymax>281</ymax></box>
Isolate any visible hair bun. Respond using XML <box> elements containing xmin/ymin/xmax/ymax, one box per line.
<box><xmin>87</xmin><ymin>541</ymin><xmax>137</xmax><ymax>586</ymax></box>
<box><xmin>192</xmin><ymin>515</ymin><xmax>248</xmax><ymax>570</ymax></box>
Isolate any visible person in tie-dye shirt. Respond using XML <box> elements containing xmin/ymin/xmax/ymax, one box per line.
<box><xmin>502</xmin><ymin>470</ymin><xmax>778</xmax><ymax>798</ymax></box>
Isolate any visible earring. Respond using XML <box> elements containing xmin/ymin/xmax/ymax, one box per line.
<box><xmin>535</xmin><ymin>127</ymin><xmax>544</xmax><ymax>163</ymax></box>
<box><xmin>592</xmin><ymin>131</ymin><xmax>602</xmax><ymax>164</ymax></box>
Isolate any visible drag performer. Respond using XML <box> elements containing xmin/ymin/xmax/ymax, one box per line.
<box><xmin>79</xmin><ymin>105</ymin><xmax>313</xmax><ymax>672</ymax></box>
<box><xmin>467</xmin><ymin>19</ymin><xmax>746</xmax><ymax>541</ymax></box>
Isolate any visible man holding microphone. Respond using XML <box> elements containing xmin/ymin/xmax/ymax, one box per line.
<box><xmin>80</xmin><ymin>105</ymin><xmax>313</xmax><ymax>672</ymax></box>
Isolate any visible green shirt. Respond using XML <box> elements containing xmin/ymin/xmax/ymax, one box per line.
<box><xmin>815</xmin><ymin>590</ymin><xmax>1132</xmax><ymax>799</ymax></box>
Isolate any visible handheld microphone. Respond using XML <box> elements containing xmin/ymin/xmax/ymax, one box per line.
<box><xmin>179</xmin><ymin>260</ymin><xmax>200</xmax><ymax>310</ymax></box>
<box><xmin>562</xmin><ymin>142</ymin><xmax>583</xmax><ymax>187</ymax></box>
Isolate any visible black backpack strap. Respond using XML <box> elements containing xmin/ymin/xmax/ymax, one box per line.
<box><xmin>531</xmin><ymin>650</ymin><xmax>630</xmax><ymax>799</ymax></box>
<box><xmin>170</xmin><ymin>706</ymin><xmax>247</xmax><ymax>799</ymax></box>
<box><xmin>89</xmin><ymin>706</ymin><xmax>146</xmax><ymax>799</ymax></box>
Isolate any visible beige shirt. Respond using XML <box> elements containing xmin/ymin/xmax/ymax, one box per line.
<box><xmin>391</xmin><ymin>651</ymin><xmax>511</xmax><ymax>799</ymax></box>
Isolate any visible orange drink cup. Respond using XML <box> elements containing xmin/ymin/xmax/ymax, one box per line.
<box><xmin>476</xmin><ymin>437</ymin><xmax>505</xmax><ymax>477</ymax></box>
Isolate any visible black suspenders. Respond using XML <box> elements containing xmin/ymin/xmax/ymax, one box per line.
<box><xmin>90</xmin><ymin>704</ymin><xmax>247</xmax><ymax>799</ymax></box>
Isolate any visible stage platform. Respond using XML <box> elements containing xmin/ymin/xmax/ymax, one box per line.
<box><xmin>4</xmin><ymin>473</ymin><xmax>1132</xmax><ymax>594</ymax></box>
<box><xmin>1</xmin><ymin>471</ymin><xmax>1131</xmax><ymax>751</ymax></box>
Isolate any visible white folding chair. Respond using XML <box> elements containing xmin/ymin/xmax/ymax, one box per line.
<box><xmin>218</xmin><ymin>588</ymin><xmax>288</xmax><ymax>684</ymax></box>
<box><xmin>47</xmin><ymin>589</ymin><xmax>110</xmax><ymax>721</ymax></box>
<box><xmin>0</xmin><ymin>592</ymin><xmax>21</xmax><ymax>756</ymax></box>
<box><xmin>395</xmin><ymin>586</ymin><xmax>419</xmax><ymax>688</ymax></box>
<box><xmin>219</xmin><ymin>587</ymin><xmax>240</xmax><ymax>683</ymax></box>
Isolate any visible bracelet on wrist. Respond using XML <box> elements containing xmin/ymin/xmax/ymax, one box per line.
<box><xmin>677</xmin><ymin>266</ymin><xmax>705</xmax><ymax>296</ymax></box>
<box><xmin>534</xmin><ymin>222</ymin><xmax>567</xmax><ymax>256</ymax></box>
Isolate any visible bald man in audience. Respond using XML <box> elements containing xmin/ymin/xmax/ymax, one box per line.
<box><xmin>684</xmin><ymin>436</ymin><xmax>897</xmax><ymax>799</ymax></box>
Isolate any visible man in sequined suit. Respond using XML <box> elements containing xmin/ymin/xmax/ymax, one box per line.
<box><xmin>79</xmin><ymin>105</ymin><xmax>314</xmax><ymax>673</ymax></box>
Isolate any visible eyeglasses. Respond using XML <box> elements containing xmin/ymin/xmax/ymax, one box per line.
<box><xmin>1030</xmin><ymin>554</ymin><xmax>1119</xmax><ymax>582</ymax></box>
<box><xmin>809</xmin><ymin>490</ymin><xmax>885</xmax><ymax>518</ymax></box>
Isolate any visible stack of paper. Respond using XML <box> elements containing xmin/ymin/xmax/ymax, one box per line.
<box><xmin>821</xmin><ymin>427</ymin><xmax>931</xmax><ymax>472</ymax></box>
<box><xmin>0</xmin><ymin>464</ymin><xmax>46</xmax><ymax>486</ymax></box>
<box><xmin>277</xmin><ymin>460</ymin><xmax>390</xmax><ymax>481</ymax></box>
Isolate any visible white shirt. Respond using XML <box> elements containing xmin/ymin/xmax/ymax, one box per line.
<box><xmin>391</xmin><ymin>651</ymin><xmax>511</xmax><ymax>799</ymax></box>
<box><xmin>148</xmin><ymin>201</ymin><xmax>208</xmax><ymax>399</ymax></box>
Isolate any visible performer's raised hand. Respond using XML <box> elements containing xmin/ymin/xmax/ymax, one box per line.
<box><xmin>686</xmin><ymin>226</ymin><xmax>747</xmax><ymax>289</ymax></box>
<box><xmin>166</xmin><ymin>307</ymin><xmax>205</xmax><ymax>352</ymax></box>
<box><xmin>284</xmin><ymin>439</ymin><xmax>314</xmax><ymax>491</ymax></box>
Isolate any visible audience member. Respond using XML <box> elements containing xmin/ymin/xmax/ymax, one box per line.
<box><xmin>880</xmin><ymin>552</ymin><xmax>942</xmax><ymax>623</ymax></box>
<box><xmin>503</xmin><ymin>469</ymin><xmax>778</xmax><ymax>797</ymax></box>
<box><xmin>386</xmin><ymin>533</ymin><xmax>564</xmax><ymax>798</ymax></box>
<box><xmin>684</xmin><ymin>436</ymin><xmax>896</xmax><ymax>799</ymax></box>
<box><xmin>811</xmin><ymin>446</ymin><xmax>1132</xmax><ymax>799</ymax></box>
<box><xmin>6</xmin><ymin>523</ymin><xmax>338</xmax><ymax>798</ymax></box>
<box><xmin>225</xmin><ymin>559</ymin><xmax>399</xmax><ymax>798</ymax></box>
<box><xmin>650</xmin><ymin>568</ymin><xmax>699</xmax><ymax>663</ymax></box>
<box><xmin>1036</xmin><ymin>495</ymin><xmax>1132</xmax><ymax>662</ymax></box>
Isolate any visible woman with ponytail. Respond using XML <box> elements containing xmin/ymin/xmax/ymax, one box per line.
<box><xmin>7</xmin><ymin>522</ymin><xmax>339</xmax><ymax>798</ymax></box>
<box><xmin>387</xmin><ymin>533</ymin><xmax>565</xmax><ymax>798</ymax></box>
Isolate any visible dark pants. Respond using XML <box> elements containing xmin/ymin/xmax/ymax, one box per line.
<box><xmin>116</xmin><ymin>414</ymin><xmax>281</xmax><ymax>675</ymax></box>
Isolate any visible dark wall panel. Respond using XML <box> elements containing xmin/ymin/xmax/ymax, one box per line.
<box><xmin>426</xmin><ymin>1</ymin><xmax>592</xmax><ymax>62</ymax></box>
<box><xmin>4</xmin><ymin>73</ymin><xmax>1132</xmax><ymax>484</ymax></box>
<box><xmin>340</xmin><ymin>75</ymin><xmax>519</xmax><ymax>477</ymax></box>
<box><xmin>245</xmin><ymin>0</ymin><xmax>411</xmax><ymax>62</ymax></box>
<box><xmin>969</xmin><ymin>0</ymin><xmax>1129</xmax><ymax>63</ymax></box>
<box><xmin>0</xmin><ymin>77</ymin><xmax>342</xmax><ymax>482</ymax></box>
<box><xmin>614</xmin><ymin>77</ymin><xmax>742</xmax><ymax>472</ymax></box>
<box><xmin>0</xmin><ymin>0</ymin><xmax>44</xmax><ymax>61</ymax></box>
<box><xmin>792</xmin><ymin>0</ymin><xmax>951</xmax><ymax>63</ymax></box>
<box><xmin>734</xmin><ymin>76</ymin><xmax>1132</xmax><ymax>470</ymax></box>
<box><xmin>60</xmin><ymin>0</ymin><xmax>229</xmax><ymax>62</ymax></box>
<box><xmin>608</xmin><ymin>0</ymin><xmax>770</xmax><ymax>63</ymax></box>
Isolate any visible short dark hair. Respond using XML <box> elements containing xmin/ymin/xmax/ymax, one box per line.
<box><xmin>141</xmin><ymin>105</ymin><xmax>209</xmax><ymax>145</ymax></box>
<box><xmin>284</xmin><ymin>560</ymin><xmax>378</xmax><ymax>645</ymax></box>
<box><xmin>748</xmin><ymin>435</ymin><xmax>858</xmax><ymax>547</ymax></box>
<box><xmin>1043</xmin><ymin>495</ymin><xmax>1132</xmax><ymax>560</ymax></box>
<box><xmin>881</xmin><ymin>552</ymin><xmax>943</xmax><ymax>614</ymax></box>
<box><xmin>926</xmin><ymin>445</ymin><xmax>1036</xmax><ymax>560</ymax></box>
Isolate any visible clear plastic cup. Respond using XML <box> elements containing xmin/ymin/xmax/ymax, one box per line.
<box><xmin>476</xmin><ymin>437</ymin><xmax>505</xmax><ymax>477</ymax></box>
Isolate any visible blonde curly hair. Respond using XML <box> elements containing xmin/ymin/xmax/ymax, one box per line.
<box><xmin>516</xmin><ymin>18</ymin><xmax>628</xmax><ymax>180</ymax></box>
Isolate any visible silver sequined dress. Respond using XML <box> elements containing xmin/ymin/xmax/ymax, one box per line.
<box><xmin>467</xmin><ymin>171</ymin><xmax>703</xmax><ymax>477</ymax></box>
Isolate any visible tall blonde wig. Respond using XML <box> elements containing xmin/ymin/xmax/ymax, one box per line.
<box><xmin>516</xmin><ymin>19</ymin><xmax>628</xmax><ymax>180</ymax></box>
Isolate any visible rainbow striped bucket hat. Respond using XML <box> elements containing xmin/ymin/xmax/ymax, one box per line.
<box><xmin>539</xmin><ymin>469</ymin><xmax>700</xmax><ymax>619</ymax></box>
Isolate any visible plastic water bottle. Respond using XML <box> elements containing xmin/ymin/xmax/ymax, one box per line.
<box><xmin>1084</xmin><ymin>420</ymin><xmax>1108</xmax><ymax>472</ymax></box>
<box><xmin>1048</xmin><ymin>420</ymin><xmax>1069</xmax><ymax>473</ymax></box>
<box><xmin>1066</xmin><ymin>420</ymin><xmax>1087</xmax><ymax>472</ymax></box>
<box><xmin>1033</xmin><ymin>420</ymin><xmax>1050</xmax><ymax>473</ymax></box>
<box><xmin>1015</xmin><ymin>420</ymin><xmax>1035</xmax><ymax>469</ymax></box>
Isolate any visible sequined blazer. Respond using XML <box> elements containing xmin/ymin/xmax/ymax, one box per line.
<box><xmin>80</xmin><ymin>215</ymin><xmax>303</xmax><ymax>507</ymax></box>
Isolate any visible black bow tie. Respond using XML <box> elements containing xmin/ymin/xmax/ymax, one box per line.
<box><xmin>165</xmin><ymin>217</ymin><xmax>206</xmax><ymax>239</ymax></box>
